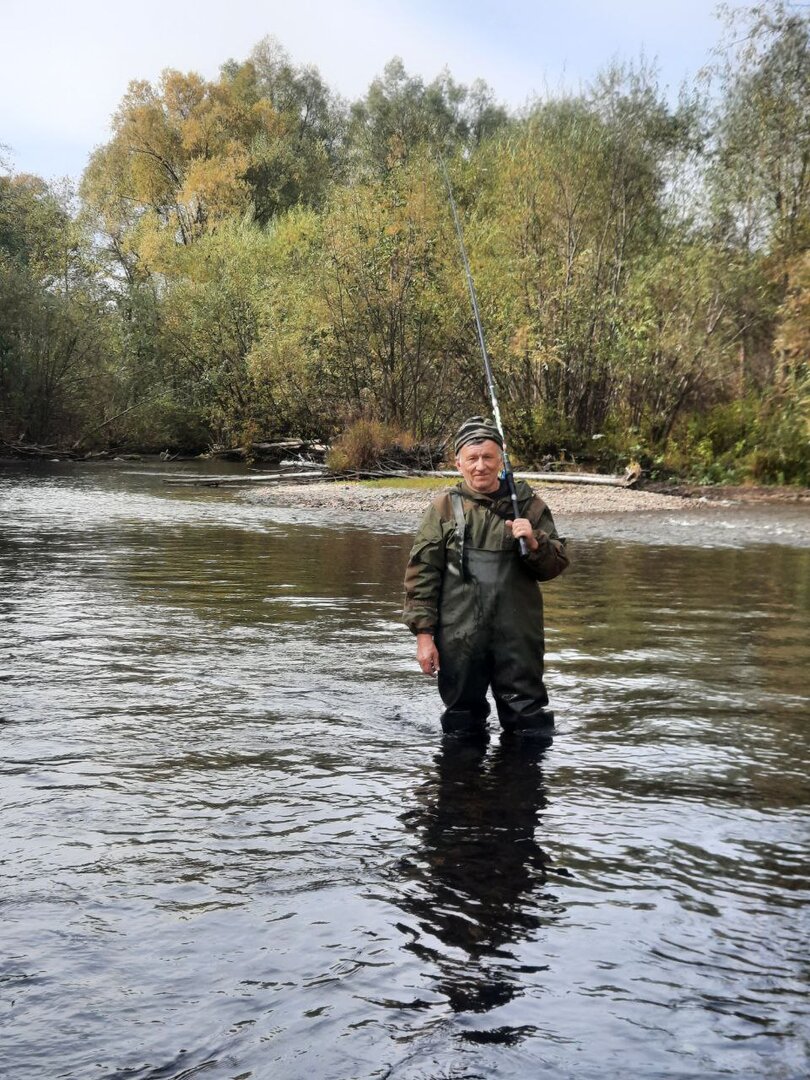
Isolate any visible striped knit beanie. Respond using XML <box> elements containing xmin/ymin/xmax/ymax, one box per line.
<box><xmin>453</xmin><ymin>416</ymin><xmax>504</xmax><ymax>455</ymax></box>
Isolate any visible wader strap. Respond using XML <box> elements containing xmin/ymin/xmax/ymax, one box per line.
<box><xmin>450</xmin><ymin>490</ymin><xmax>468</xmax><ymax>580</ymax></box>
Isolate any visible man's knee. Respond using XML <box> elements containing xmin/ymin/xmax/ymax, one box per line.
<box><xmin>495</xmin><ymin>693</ymin><xmax>554</xmax><ymax>734</ymax></box>
<box><xmin>440</xmin><ymin>700</ymin><xmax>490</xmax><ymax>735</ymax></box>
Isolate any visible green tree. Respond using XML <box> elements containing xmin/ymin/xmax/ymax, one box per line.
<box><xmin>707</xmin><ymin>2</ymin><xmax>810</xmax><ymax>383</ymax></box>
<box><xmin>348</xmin><ymin>58</ymin><xmax>508</xmax><ymax>176</ymax></box>
<box><xmin>224</xmin><ymin>37</ymin><xmax>345</xmax><ymax>224</ymax></box>
<box><xmin>155</xmin><ymin>219</ymin><xmax>278</xmax><ymax>447</ymax></box>
<box><xmin>81</xmin><ymin>56</ymin><xmax>341</xmax><ymax>276</ymax></box>
<box><xmin>0</xmin><ymin>171</ymin><xmax>115</xmax><ymax>444</ymax></box>
<box><xmin>711</xmin><ymin>2</ymin><xmax>810</xmax><ymax>263</ymax></box>
<box><xmin>618</xmin><ymin>239</ymin><xmax>737</xmax><ymax>445</ymax></box>
<box><xmin>468</xmin><ymin>66</ymin><xmax>695</xmax><ymax>452</ymax></box>
<box><xmin>252</xmin><ymin>152</ymin><xmax>483</xmax><ymax>439</ymax></box>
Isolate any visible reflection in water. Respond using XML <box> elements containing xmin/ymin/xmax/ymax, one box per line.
<box><xmin>399</xmin><ymin>738</ymin><xmax>559</xmax><ymax>1018</ymax></box>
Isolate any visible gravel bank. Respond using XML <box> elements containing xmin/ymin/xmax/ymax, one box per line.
<box><xmin>249</xmin><ymin>479</ymin><xmax>702</xmax><ymax>517</ymax></box>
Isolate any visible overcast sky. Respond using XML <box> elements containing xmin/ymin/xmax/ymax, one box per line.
<box><xmin>3</xmin><ymin>0</ymin><xmax>742</xmax><ymax>183</ymax></box>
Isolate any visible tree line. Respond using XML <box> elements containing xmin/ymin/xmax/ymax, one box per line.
<box><xmin>1</xmin><ymin>3</ymin><xmax>808</xmax><ymax>482</ymax></box>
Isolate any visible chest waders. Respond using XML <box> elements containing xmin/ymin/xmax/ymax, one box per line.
<box><xmin>435</xmin><ymin>493</ymin><xmax>553</xmax><ymax>736</ymax></box>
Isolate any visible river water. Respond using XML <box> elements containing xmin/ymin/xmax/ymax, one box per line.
<box><xmin>1</xmin><ymin>461</ymin><xmax>808</xmax><ymax>1080</ymax></box>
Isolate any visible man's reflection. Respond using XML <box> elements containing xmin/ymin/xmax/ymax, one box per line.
<box><xmin>398</xmin><ymin>735</ymin><xmax>562</xmax><ymax>1014</ymax></box>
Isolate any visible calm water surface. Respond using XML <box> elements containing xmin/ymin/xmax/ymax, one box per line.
<box><xmin>1</xmin><ymin>462</ymin><xmax>808</xmax><ymax>1080</ymax></box>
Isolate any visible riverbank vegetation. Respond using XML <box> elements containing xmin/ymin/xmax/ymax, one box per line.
<box><xmin>1</xmin><ymin>3</ymin><xmax>808</xmax><ymax>483</ymax></box>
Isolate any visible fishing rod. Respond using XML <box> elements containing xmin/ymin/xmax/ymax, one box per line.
<box><xmin>436</xmin><ymin>150</ymin><xmax>528</xmax><ymax>557</ymax></box>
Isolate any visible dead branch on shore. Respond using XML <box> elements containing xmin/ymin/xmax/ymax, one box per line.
<box><xmin>203</xmin><ymin>440</ymin><xmax>328</xmax><ymax>462</ymax></box>
<box><xmin>163</xmin><ymin>466</ymin><xmax>638</xmax><ymax>488</ymax></box>
<box><xmin>0</xmin><ymin>439</ymin><xmax>79</xmax><ymax>460</ymax></box>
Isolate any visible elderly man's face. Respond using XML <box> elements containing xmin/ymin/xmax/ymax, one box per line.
<box><xmin>455</xmin><ymin>439</ymin><xmax>503</xmax><ymax>493</ymax></box>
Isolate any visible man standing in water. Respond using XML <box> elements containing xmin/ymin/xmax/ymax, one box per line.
<box><xmin>404</xmin><ymin>416</ymin><xmax>569</xmax><ymax>737</ymax></box>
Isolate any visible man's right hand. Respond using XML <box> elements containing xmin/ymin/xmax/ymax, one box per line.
<box><xmin>416</xmin><ymin>633</ymin><xmax>440</xmax><ymax>676</ymax></box>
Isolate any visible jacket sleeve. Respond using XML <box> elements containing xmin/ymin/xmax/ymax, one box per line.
<box><xmin>403</xmin><ymin>503</ymin><xmax>448</xmax><ymax>634</ymax></box>
<box><xmin>521</xmin><ymin>498</ymin><xmax>569</xmax><ymax>582</ymax></box>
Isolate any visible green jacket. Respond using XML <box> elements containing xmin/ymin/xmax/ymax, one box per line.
<box><xmin>403</xmin><ymin>479</ymin><xmax>569</xmax><ymax>635</ymax></box>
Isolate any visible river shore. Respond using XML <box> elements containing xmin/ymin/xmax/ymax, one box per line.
<box><xmin>247</xmin><ymin>479</ymin><xmax>699</xmax><ymax>516</ymax></box>
<box><xmin>245</xmin><ymin>477</ymin><xmax>810</xmax><ymax>518</ymax></box>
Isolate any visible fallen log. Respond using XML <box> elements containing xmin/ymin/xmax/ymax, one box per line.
<box><xmin>1</xmin><ymin>439</ymin><xmax>78</xmax><ymax>460</ymax></box>
<box><xmin>164</xmin><ymin>467</ymin><xmax>635</xmax><ymax>489</ymax></box>
<box><xmin>516</xmin><ymin>471</ymin><xmax>636</xmax><ymax>487</ymax></box>
<box><xmin>164</xmin><ymin>469</ymin><xmax>329</xmax><ymax>487</ymax></box>
<box><xmin>249</xmin><ymin>460</ymin><xmax>324</xmax><ymax>473</ymax></box>
<box><xmin>401</xmin><ymin>469</ymin><xmax>635</xmax><ymax>487</ymax></box>
<box><xmin>203</xmin><ymin>440</ymin><xmax>328</xmax><ymax>462</ymax></box>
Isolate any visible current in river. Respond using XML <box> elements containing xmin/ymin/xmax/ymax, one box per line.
<box><xmin>1</xmin><ymin>461</ymin><xmax>808</xmax><ymax>1079</ymax></box>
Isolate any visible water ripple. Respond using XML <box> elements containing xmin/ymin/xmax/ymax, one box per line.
<box><xmin>1</xmin><ymin>462</ymin><xmax>808</xmax><ymax>1079</ymax></box>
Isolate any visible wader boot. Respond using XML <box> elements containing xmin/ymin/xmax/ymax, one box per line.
<box><xmin>436</xmin><ymin>542</ymin><xmax>555</xmax><ymax>737</ymax></box>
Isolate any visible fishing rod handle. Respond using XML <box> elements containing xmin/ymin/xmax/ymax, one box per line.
<box><xmin>504</xmin><ymin>469</ymin><xmax>529</xmax><ymax>556</ymax></box>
